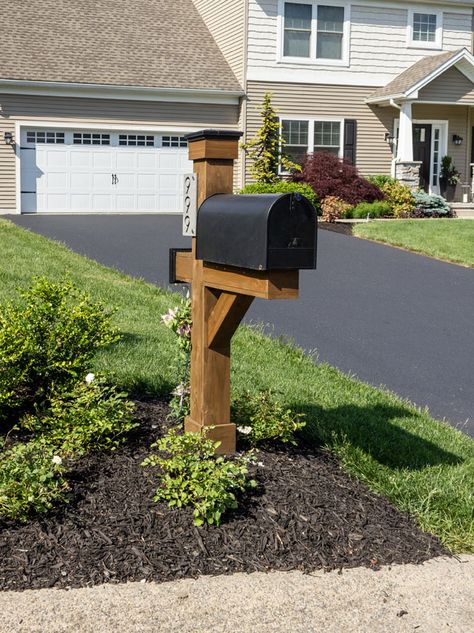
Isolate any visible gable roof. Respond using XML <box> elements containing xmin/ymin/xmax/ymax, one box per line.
<box><xmin>367</xmin><ymin>48</ymin><xmax>474</xmax><ymax>103</ymax></box>
<box><xmin>0</xmin><ymin>0</ymin><xmax>242</xmax><ymax>94</ymax></box>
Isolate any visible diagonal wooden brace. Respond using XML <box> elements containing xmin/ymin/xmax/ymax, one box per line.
<box><xmin>207</xmin><ymin>291</ymin><xmax>254</xmax><ymax>350</ymax></box>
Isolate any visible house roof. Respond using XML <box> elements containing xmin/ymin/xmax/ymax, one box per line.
<box><xmin>0</xmin><ymin>0</ymin><xmax>242</xmax><ymax>94</ymax></box>
<box><xmin>367</xmin><ymin>49</ymin><xmax>467</xmax><ymax>103</ymax></box>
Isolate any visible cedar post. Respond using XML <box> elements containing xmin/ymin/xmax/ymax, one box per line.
<box><xmin>184</xmin><ymin>130</ymin><xmax>243</xmax><ymax>454</ymax></box>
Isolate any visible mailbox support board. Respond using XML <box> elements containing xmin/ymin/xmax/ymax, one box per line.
<box><xmin>172</xmin><ymin>129</ymin><xmax>300</xmax><ymax>454</ymax></box>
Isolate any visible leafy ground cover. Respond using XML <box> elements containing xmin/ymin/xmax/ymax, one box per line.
<box><xmin>354</xmin><ymin>220</ymin><xmax>474</xmax><ymax>268</ymax></box>
<box><xmin>0</xmin><ymin>219</ymin><xmax>473</xmax><ymax>552</ymax></box>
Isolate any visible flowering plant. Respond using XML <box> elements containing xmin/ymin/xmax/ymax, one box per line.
<box><xmin>161</xmin><ymin>296</ymin><xmax>192</xmax><ymax>421</ymax></box>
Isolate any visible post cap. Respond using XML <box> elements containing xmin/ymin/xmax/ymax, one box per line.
<box><xmin>185</xmin><ymin>129</ymin><xmax>243</xmax><ymax>143</ymax></box>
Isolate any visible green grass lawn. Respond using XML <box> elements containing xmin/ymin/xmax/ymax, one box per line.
<box><xmin>353</xmin><ymin>219</ymin><xmax>474</xmax><ymax>267</ymax></box>
<box><xmin>1</xmin><ymin>218</ymin><xmax>473</xmax><ymax>552</ymax></box>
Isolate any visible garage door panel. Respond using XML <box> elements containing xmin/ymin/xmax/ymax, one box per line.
<box><xmin>21</xmin><ymin>128</ymin><xmax>193</xmax><ymax>213</ymax></box>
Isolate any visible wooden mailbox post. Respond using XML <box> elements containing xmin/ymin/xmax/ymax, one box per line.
<box><xmin>173</xmin><ymin>129</ymin><xmax>302</xmax><ymax>454</ymax></box>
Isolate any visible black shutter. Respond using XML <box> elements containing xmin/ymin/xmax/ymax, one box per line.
<box><xmin>343</xmin><ymin>119</ymin><xmax>357</xmax><ymax>165</ymax></box>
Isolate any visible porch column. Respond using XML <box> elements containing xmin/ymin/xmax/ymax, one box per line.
<box><xmin>397</xmin><ymin>101</ymin><xmax>413</xmax><ymax>162</ymax></box>
<box><xmin>395</xmin><ymin>100</ymin><xmax>421</xmax><ymax>191</ymax></box>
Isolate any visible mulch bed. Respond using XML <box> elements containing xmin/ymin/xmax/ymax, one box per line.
<box><xmin>319</xmin><ymin>221</ymin><xmax>353</xmax><ymax>235</ymax></box>
<box><xmin>0</xmin><ymin>399</ymin><xmax>447</xmax><ymax>591</ymax></box>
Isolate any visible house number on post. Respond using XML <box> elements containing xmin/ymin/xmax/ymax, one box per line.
<box><xmin>182</xmin><ymin>174</ymin><xmax>197</xmax><ymax>237</ymax></box>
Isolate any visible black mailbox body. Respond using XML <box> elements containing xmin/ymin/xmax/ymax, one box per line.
<box><xmin>196</xmin><ymin>193</ymin><xmax>317</xmax><ymax>271</ymax></box>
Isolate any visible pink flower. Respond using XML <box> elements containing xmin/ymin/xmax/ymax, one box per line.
<box><xmin>161</xmin><ymin>308</ymin><xmax>177</xmax><ymax>325</ymax></box>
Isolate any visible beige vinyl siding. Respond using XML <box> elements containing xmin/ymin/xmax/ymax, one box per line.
<box><xmin>419</xmin><ymin>67</ymin><xmax>474</xmax><ymax>105</ymax></box>
<box><xmin>192</xmin><ymin>0</ymin><xmax>246</xmax><ymax>85</ymax></box>
<box><xmin>247</xmin><ymin>1</ymin><xmax>472</xmax><ymax>85</ymax></box>
<box><xmin>245</xmin><ymin>81</ymin><xmax>397</xmax><ymax>178</ymax></box>
<box><xmin>0</xmin><ymin>93</ymin><xmax>240</xmax><ymax>213</ymax></box>
<box><xmin>0</xmin><ymin>118</ymin><xmax>16</xmax><ymax>213</ymax></box>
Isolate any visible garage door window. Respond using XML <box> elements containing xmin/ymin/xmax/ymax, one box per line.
<box><xmin>73</xmin><ymin>133</ymin><xmax>110</xmax><ymax>145</ymax></box>
<box><xmin>119</xmin><ymin>134</ymin><xmax>155</xmax><ymax>147</ymax></box>
<box><xmin>26</xmin><ymin>131</ymin><xmax>65</xmax><ymax>144</ymax></box>
<box><xmin>162</xmin><ymin>135</ymin><xmax>188</xmax><ymax>148</ymax></box>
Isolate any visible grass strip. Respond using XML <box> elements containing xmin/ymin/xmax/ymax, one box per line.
<box><xmin>353</xmin><ymin>219</ymin><xmax>474</xmax><ymax>268</ymax></box>
<box><xmin>0</xmin><ymin>218</ymin><xmax>473</xmax><ymax>552</ymax></box>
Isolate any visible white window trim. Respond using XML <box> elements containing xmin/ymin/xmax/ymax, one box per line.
<box><xmin>406</xmin><ymin>7</ymin><xmax>443</xmax><ymax>51</ymax></box>
<box><xmin>279</xmin><ymin>115</ymin><xmax>345</xmax><ymax>173</ymax></box>
<box><xmin>277</xmin><ymin>0</ymin><xmax>350</xmax><ymax>67</ymax></box>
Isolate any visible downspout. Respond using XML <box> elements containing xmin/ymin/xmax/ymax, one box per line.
<box><xmin>389</xmin><ymin>100</ymin><xmax>402</xmax><ymax>177</ymax></box>
<box><xmin>240</xmin><ymin>0</ymin><xmax>249</xmax><ymax>190</ymax></box>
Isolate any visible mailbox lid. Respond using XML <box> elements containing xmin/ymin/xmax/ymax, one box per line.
<box><xmin>196</xmin><ymin>193</ymin><xmax>317</xmax><ymax>271</ymax></box>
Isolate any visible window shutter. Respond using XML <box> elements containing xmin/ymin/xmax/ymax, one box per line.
<box><xmin>343</xmin><ymin>119</ymin><xmax>357</xmax><ymax>165</ymax></box>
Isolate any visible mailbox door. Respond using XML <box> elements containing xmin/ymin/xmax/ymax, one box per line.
<box><xmin>267</xmin><ymin>194</ymin><xmax>317</xmax><ymax>269</ymax></box>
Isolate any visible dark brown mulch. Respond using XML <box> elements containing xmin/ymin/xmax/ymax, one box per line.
<box><xmin>319</xmin><ymin>221</ymin><xmax>353</xmax><ymax>235</ymax></box>
<box><xmin>0</xmin><ymin>400</ymin><xmax>447</xmax><ymax>591</ymax></box>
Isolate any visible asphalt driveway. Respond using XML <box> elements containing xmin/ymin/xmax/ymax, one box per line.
<box><xmin>7</xmin><ymin>214</ymin><xmax>474</xmax><ymax>437</ymax></box>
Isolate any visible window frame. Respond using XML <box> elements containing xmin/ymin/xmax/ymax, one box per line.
<box><xmin>278</xmin><ymin>0</ymin><xmax>350</xmax><ymax>67</ymax></box>
<box><xmin>407</xmin><ymin>7</ymin><xmax>443</xmax><ymax>50</ymax></box>
<box><xmin>279</xmin><ymin>115</ymin><xmax>345</xmax><ymax>173</ymax></box>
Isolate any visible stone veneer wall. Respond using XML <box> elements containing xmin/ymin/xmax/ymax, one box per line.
<box><xmin>395</xmin><ymin>161</ymin><xmax>422</xmax><ymax>191</ymax></box>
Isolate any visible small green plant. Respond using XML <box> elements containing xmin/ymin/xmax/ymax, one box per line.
<box><xmin>440</xmin><ymin>156</ymin><xmax>461</xmax><ymax>186</ymax></box>
<box><xmin>142</xmin><ymin>429</ymin><xmax>256</xmax><ymax>526</ymax></box>
<box><xmin>161</xmin><ymin>296</ymin><xmax>192</xmax><ymax>422</ymax></box>
<box><xmin>232</xmin><ymin>390</ymin><xmax>306</xmax><ymax>446</ymax></box>
<box><xmin>346</xmin><ymin>200</ymin><xmax>393</xmax><ymax>219</ymax></box>
<box><xmin>380</xmin><ymin>180</ymin><xmax>416</xmax><ymax>217</ymax></box>
<box><xmin>239</xmin><ymin>181</ymin><xmax>319</xmax><ymax>211</ymax></box>
<box><xmin>0</xmin><ymin>438</ymin><xmax>68</xmax><ymax>522</ymax></box>
<box><xmin>366</xmin><ymin>174</ymin><xmax>397</xmax><ymax>189</ymax></box>
<box><xmin>241</xmin><ymin>93</ymin><xmax>301</xmax><ymax>183</ymax></box>
<box><xmin>0</xmin><ymin>277</ymin><xmax>119</xmax><ymax>418</ymax></box>
<box><xmin>21</xmin><ymin>375</ymin><xmax>136</xmax><ymax>457</ymax></box>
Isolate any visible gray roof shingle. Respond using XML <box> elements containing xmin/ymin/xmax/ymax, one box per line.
<box><xmin>0</xmin><ymin>0</ymin><xmax>242</xmax><ymax>92</ymax></box>
<box><xmin>368</xmin><ymin>49</ymin><xmax>463</xmax><ymax>101</ymax></box>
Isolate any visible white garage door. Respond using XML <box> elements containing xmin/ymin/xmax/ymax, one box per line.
<box><xmin>20</xmin><ymin>129</ymin><xmax>193</xmax><ymax>213</ymax></box>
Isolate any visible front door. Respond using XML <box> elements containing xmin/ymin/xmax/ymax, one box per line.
<box><xmin>413</xmin><ymin>124</ymin><xmax>432</xmax><ymax>192</ymax></box>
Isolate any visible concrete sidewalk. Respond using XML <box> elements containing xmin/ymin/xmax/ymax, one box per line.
<box><xmin>1</xmin><ymin>556</ymin><xmax>472</xmax><ymax>633</ymax></box>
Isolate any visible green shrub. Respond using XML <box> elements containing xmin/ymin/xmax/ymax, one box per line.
<box><xmin>413</xmin><ymin>191</ymin><xmax>450</xmax><ymax>215</ymax></box>
<box><xmin>0</xmin><ymin>277</ymin><xmax>119</xmax><ymax>418</ymax></box>
<box><xmin>0</xmin><ymin>438</ymin><xmax>68</xmax><ymax>522</ymax></box>
<box><xmin>347</xmin><ymin>200</ymin><xmax>393</xmax><ymax>219</ymax></box>
<box><xmin>22</xmin><ymin>376</ymin><xmax>137</xmax><ymax>457</ymax></box>
<box><xmin>142</xmin><ymin>429</ymin><xmax>256</xmax><ymax>526</ymax></box>
<box><xmin>366</xmin><ymin>174</ymin><xmax>397</xmax><ymax>189</ymax></box>
<box><xmin>239</xmin><ymin>181</ymin><xmax>319</xmax><ymax>212</ymax></box>
<box><xmin>380</xmin><ymin>181</ymin><xmax>416</xmax><ymax>217</ymax></box>
<box><xmin>232</xmin><ymin>390</ymin><xmax>306</xmax><ymax>446</ymax></box>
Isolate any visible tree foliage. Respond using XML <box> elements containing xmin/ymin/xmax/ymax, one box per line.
<box><xmin>242</xmin><ymin>93</ymin><xmax>301</xmax><ymax>183</ymax></box>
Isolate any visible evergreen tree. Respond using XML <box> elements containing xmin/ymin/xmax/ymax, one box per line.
<box><xmin>242</xmin><ymin>93</ymin><xmax>301</xmax><ymax>184</ymax></box>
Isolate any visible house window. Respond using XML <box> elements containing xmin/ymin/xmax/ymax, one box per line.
<box><xmin>281</xmin><ymin>2</ymin><xmax>348</xmax><ymax>63</ymax></box>
<box><xmin>282</xmin><ymin>119</ymin><xmax>309</xmax><ymax>163</ymax></box>
<box><xmin>407</xmin><ymin>9</ymin><xmax>442</xmax><ymax>49</ymax></box>
<box><xmin>119</xmin><ymin>134</ymin><xmax>155</xmax><ymax>146</ymax></box>
<box><xmin>314</xmin><ymin>121</ymin><xmax>340</xmax><ymax>154</ymax></box>
<box><xmin>73</xmin><ymin>133</ymin><xmax>110</xmax><ymax>145</ymax></box>
<box><xmin>284</xmin><ymin>3</ymin><xmax>312</xmax><ymax>57</ymax></box>
<box><xmin>162</xmin><ymin>135</ymin><xmax>188</xmax><ymax>148</ymax></box>
<box><xmin>26</xmin><ymin>131</ymin><xmax>65</xmax><ymax>144</ymax></box>
<box><xmin>281</xmin><ymin>118</ymin><xmax>343</xmax><ymax>167</ymax></box>
<box><xmin>316</xmin><ymin>5</ymin><xmax>344</xmax><ymax>60</ymax></box>
<box><xmin>413</xmin><ymin>13</ymin><xmax>437</xmax><ymax>42</ymax></box>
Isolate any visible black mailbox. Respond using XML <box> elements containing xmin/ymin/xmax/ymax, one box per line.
<box><xmin>196</xmin><ymin>193</ymin><xmax>317</xmax><ymax>271</ymax></box>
